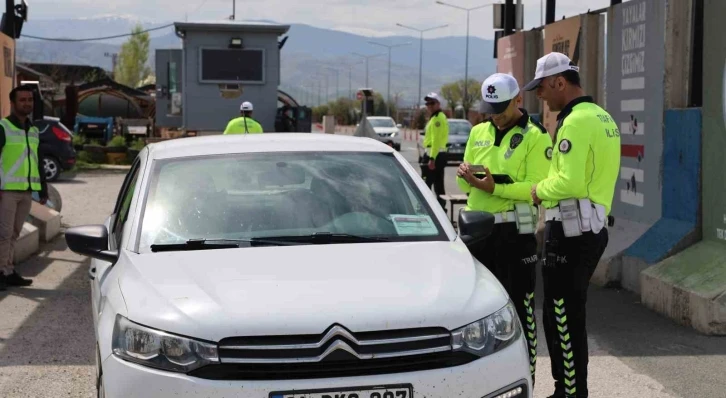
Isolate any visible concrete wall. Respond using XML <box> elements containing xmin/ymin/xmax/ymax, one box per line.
<box><xmin>606</xmin><ymin>0</ymin><xmax>667</xmax><ymax>225</ymax></box>
<box><xmin>702</xmin><ymin>0</ymin><xmax>726</xmax><ymax>244</ymax></box>
<box><xmin>181</xmin><ymin>30</ymin><xmax>281</xmax><ymax>132</ymax></box>
<box><xmin>155</xmin><ymin>49</ymin><xmax>183</xmax><ymax>128</ymax></box>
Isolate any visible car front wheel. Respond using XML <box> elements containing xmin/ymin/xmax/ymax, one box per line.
<box><xmin>42</xmin><ymin>156</ymin><xmax>61</xmax><ymax>182</ymax></box>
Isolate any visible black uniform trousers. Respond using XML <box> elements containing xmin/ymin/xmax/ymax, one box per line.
<box><xmin>541</xmin><ymin>220</ymin><xmax>609</xmax><ymax>398</ymax></box>
<box><xmin>420</xmin><ymin>153</ymin><xmax>447</xmax><ymax>208</ymax></box>
<box><xmin>469</xmin><ymin>222</ymin><xmax>538</xmax><ymax>385</ymax></box>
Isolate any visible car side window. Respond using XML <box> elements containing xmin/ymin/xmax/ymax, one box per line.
<box><xmin>111</xmin><ymin>162</ymin><xmax>140</xmax><ymax>248</ymax></box>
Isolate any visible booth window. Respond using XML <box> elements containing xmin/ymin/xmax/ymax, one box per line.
<box><xmin>199</xmin><ymin>48</ymin><xmax>264</xmax><ymax>84</ymax></box>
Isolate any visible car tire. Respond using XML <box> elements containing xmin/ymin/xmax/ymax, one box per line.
<box><xmin>47</xmin><ymin>184</ymin><xmax>63</xmax><ymax>213</ymax></box>
<box><xmin>42</xmin><ymin>156</ymin><xmax>61</xmax><ymax>182</ymax></box>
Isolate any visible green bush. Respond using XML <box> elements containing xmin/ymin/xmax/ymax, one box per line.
<box><xmin>129</xmin><ymin>138</ymin><xmax>146</xmax><ymax>150</ymax></box>
<box><xmin>107</xmin><ymin>135</ymin><xmax>127</xmax><ymax>147</ymax></box>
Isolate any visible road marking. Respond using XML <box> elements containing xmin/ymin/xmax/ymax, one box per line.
<box><xmin>621</xmin><ymin>77</ymin><xmax>645</xmax><ymax>90</ymax></box>
<box><xmin>620</xmin><ymin>167</ymin><xmax>644</xmax><ymax>182</ymax></box>
<box><xmin>620</xmin><ymin>190</ymin><xmax>644</xmax><ymax>207</ymax></box>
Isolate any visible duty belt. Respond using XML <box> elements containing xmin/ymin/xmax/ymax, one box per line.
<box><xmin>492</xmin><ymin>204</ymin><xmax>537</xmax><ymax>234</ymax></box>
<box><xmin>544</xmin><ymin>198</ymin><xmax>608</xmax><ymax>237</ymax></box>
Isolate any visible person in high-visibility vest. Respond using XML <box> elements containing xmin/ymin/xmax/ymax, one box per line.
<box><xmin>525</xmin><ymin>52</ymin><xmax>619</xmax><ymax>398</ymax></box>
<box><xmin>0</xmin><ymin>85</ymin><xmax>48</xmax><ymax>291</ymax></box>
<box><xmin>224</xmin><ymin>101</ymin><xmax>264</xmax><ymax>134</ymax></box>
<box><xmin>421</xmin><ymin>92</ymin><xmax>449</xmax><ymax>209</ymax></box>
<box><xmin>456</xmin><ymin>73</ymin><xmax>552</xmax><ymax>385</ymax></box>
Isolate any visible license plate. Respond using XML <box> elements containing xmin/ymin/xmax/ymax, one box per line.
<box><xmin>449</xmin><ymin>148</ymin><xmax>464</xmax><ymax>153</ymax></box>
<box><xmin>271</xmin><ymin>385</ymin><xmax>412</xmax><ymax>398</ymax></box>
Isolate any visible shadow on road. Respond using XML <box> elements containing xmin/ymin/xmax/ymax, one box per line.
<box><xmin>0</xmin><ymin>237</ymin><xmax>94</xmax><ymax>367</ymax></box>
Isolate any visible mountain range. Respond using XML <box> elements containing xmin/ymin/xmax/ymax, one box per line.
<box><xmin>15</xmin><ymin>16</ymin><xmax>497</xmax><ymax>107</ymax></box>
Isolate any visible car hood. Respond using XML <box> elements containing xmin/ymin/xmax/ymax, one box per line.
<box><xmin>117</xmin><ymin>241</ymin><xmax>508</xmax><ymax>342</ymax></box>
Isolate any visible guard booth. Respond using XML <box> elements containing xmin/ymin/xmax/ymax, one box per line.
<box><xmin>358</xmin><ymin>88</ymin><xmax>375</xmax><ymax>119</ymax></box>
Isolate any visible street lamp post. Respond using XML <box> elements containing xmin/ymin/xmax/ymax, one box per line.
<box><xmin>326</xmin><ymin>67</ymin><xmax>340</xmax><ymax>101</ymax></box>
<box><xmin>395</xmin><ymin>23</ymin><xmax>448</xmax><ymax>110</ymax></box>
<box><xmin>436</xmin><ymin>1</ymin><xmax>495</xmax><ymax>114</ymax></box>
<box><xmin>368</xmin><ymin>41</ymin><xmax>412</xmax><ymax>117</ymax></box>
<box><xmin>352</xmin><ymin>52</ymin><xmax>386</xmax><ymax>88</ymax></box>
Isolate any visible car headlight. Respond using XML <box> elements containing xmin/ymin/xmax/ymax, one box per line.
<box><xmin>451</xmin><ymin>301</ymin><xmax>521</xmax><ymax>357</ymax></box>
<box><xmin>112</xmin><ymin>314</ymin><xmax>219</xmax><ymax>372</ymax></box>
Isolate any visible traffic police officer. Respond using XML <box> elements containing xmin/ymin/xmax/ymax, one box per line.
<box><xmin>0</xmin><ymin>85</ymin><xmax>47</xmax><ymax>291</ymax></box>
<box><xmin>421</xmin><ymin>92</ymin><xmax>449</xmax><ymax>208</ymax></box>
<box><xmin>524</xmin><ymin>52</ymin><xmax>620</xmax><ymax>398</ymax></box>
<box><xmin>456</xmin><ymin>73</ymin><xmax>552</xmax><ymax>384</ymax></box>
<box><xmin>224</xmin><ymin>101</ymin><xmax>264</xmax><ymax>134</ymax></box>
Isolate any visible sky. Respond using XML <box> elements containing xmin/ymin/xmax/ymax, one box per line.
<box><xmin>29</xmin><ymin>0</ymin><xmax>613</xmax><ymax>39</ymax></box>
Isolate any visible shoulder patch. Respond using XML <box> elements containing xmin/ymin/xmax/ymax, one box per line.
<box><xmin>435</xmin><ymin>121</ymin><xmax>441</xmax><ymax>127</ymax></box>
<box><xmin>559</xmin><ymin>139</ymin><xmax>572</xmax><ymax>154</ymax></box>
<box><xmin>545</xmin><ymin>147</ymin><xmax>553</xmax><ymax>160</ymax></box>
<box><xmin>509</xmin><ymin>133</ymin><xmax>524</xmax><ymax>149</ymax></box>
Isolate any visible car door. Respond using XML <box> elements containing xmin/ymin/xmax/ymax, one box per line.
<box><xmin>90</xmin><ymin>160</ymin><xmax>141</xmax><ymax>331</ymax></box>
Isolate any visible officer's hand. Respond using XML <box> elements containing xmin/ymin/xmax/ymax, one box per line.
<box><xmin>457</xmin><ymin>163</ymin><xmax>469</xmax><ymax>177</ymax></box>
<box><xmin>428</xmin><ymin>159</ymin><xmax>435</xmax><ymax>170</ymax></box>
<box><xmin>531</xmin><ymin>184</ymin><xmax>542</xmax><ymax>204</ymax></box>
<box><xmin>474</xmin><ymin>167</ymin><xmax>495</xmax><ymax>194</ymax></box>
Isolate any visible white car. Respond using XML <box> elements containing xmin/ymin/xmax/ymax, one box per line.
<box><xmin>366</xmin><ymin>116</ymin><xmax>403</xmax><ymax>151</ymax></box>
<box><xmin>65</xmin><ymin>133</ymin><xmax>531</xmax><ymax>398</ymax></box>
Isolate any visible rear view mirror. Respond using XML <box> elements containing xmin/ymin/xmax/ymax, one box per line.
<box><xmin>260</xmin><ymin>166</ymin><xmax>306</xmax><ymax>186</ymax></box>
<box><xmin>396</xmin><ymin>124</ymin><xmax>402</xmax><ymax>128</ymax></box>
<box><xmin>65</xmin><ymin>225</ymin><xmax>118</xmax><ymax>262</ymax></box>
<box><xmin>458</xmin><ymin>211</ymin><xmax>495</xmax><ymax>246</ymax></box>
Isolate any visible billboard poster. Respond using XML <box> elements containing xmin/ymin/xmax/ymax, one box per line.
<box><xmin>606</xmin><ymin>0</ymin><xmax>666</xmax><ymax>224</ymax></box>
<box><xmin>496</xmin><ymin>32</ymin><xmax>526</xmax><ymax>88</ymax></box>
<box><xmin>0</xmin><ymin>32</ymin><xmax>14</xmax><ymax>118</ymax></box>
<box><xmin>542</xmin><ymin>15</ymin><xmax>582</xmax><ymax>134</ymax></box>
<box><xmin>702</xmin><ymin>0</ymin><xmax>726</xmax><ymax>243</ymax></box>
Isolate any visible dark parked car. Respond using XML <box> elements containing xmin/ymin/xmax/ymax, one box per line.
<box><xmin>417</xmin><ymin>118</ymin><xmax>473</xmax><ymax>165</ymax></box>
<box><xmin>35</xmin><ymin>116</ymin><xmax>76</xmax><ymax>182</ymax></box>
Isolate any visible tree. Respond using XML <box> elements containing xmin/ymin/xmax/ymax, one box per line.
<box><xmin>440</xmin><ymin>78</ymin><xmax>482</xmax><ymax>116</ymax></box>
<box><xmin>460</xmin><ymin>78</ymin><xmax>482</xmax><ymax>117</ymax></box>
<box><xmin>440</xmin><ymin>82</ymin><xmax>460</xmax><ymax>113</ymax></box>
<box><xmin>115</xmin><ymin>24</ymin><xmax>152</xmax><ymax>88</ymax></box>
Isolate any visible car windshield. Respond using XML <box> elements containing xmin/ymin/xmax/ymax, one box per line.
<box><xmin>368</xmin><ymin>118</ymin><xmax>395</xmax><ymax>128</ymax></box>
<box><xmin>449</xmin><ymin>121</ymin><xmax>472</xmax><ymax>135</ymax></box>
<box><xmin>137</xmin><ymin>151</ymin><xmax>447</xmax><ymax>252</ymax></box>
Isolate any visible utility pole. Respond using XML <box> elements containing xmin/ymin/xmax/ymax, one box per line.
<box><xmin>368</xmin><ymin>41</ymin><xmax>411</xmax><ymax>117</ymax></box>
<box><xmin>231</xmin><ymin>0</ymin><xmax>236</xmax><ymax>20</ymax></box>
<box><xmin>396</xmin><ymin>22</ymin><xmax>448</xmax><ymax>110</ymax></box>
<box><xmin>436</xmin><ymin>1</ymin><xmax>495</xmax><ymax>115</ymax></box>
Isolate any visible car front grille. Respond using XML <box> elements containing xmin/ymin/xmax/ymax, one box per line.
<box><xmin>188</xmin><ymin>324</ymin><xmax>478</xmax><ymax>380</ymax></box>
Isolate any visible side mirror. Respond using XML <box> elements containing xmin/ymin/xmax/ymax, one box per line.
<box><xmin>419</xmin><ymin>130</ymin><xmax>425</xmax><ymax>136</ymax></box>
<box><xmin>396</xmin><ymin>123</ymin><xmax>402</xmax><ymax>128</ymax></box>
<box><xmin>65</xmin><ymin>225</ymin><xmax>119</xmax><ymax>262</ymax></box>
<box><xmin>458</xmin><ymin>211</ymin><xmax>495</xmax><ymax>247</ymax></box>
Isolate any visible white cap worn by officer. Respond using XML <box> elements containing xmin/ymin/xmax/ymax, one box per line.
<box><xmin>522</xmin><ymin>51</ymin><xmax>580</xmax><ymax>92</ymax></box>
<box><xmin>240</xmin><ymin>101</ymin><xmax>254</xmax><ymax>112</ymax></box>
<box><xmin>479</xmin><ymin>73</ymin><xmax>521</xmax><ymax>115</ymax></box>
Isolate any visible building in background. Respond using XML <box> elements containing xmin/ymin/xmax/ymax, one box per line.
<box><xmin>155</xmin><ymin>21</ymin><xmax>290</xmax><ymax>134</ymax></box>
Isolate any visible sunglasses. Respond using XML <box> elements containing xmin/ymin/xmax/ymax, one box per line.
<box><xmin>425</xmin><ymin>102</ymin><xmax>436</xmax><ymax>106</ymax></box>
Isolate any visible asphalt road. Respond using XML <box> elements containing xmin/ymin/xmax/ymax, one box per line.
<box><xmin>0</xmin><ymin>141</ymin><xmax>724</xmax><ymax>398</ymax></box>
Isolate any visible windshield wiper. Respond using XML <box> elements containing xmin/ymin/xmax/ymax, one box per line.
<box><xmin>150</xmin><ymin>238</ymin><xmax>295</xmax><ymax>252</ymax></box>
<box><xmin>252</xmin><ymin>232</ymin><xmax>391</xmax><ymax>245</ymax></box>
